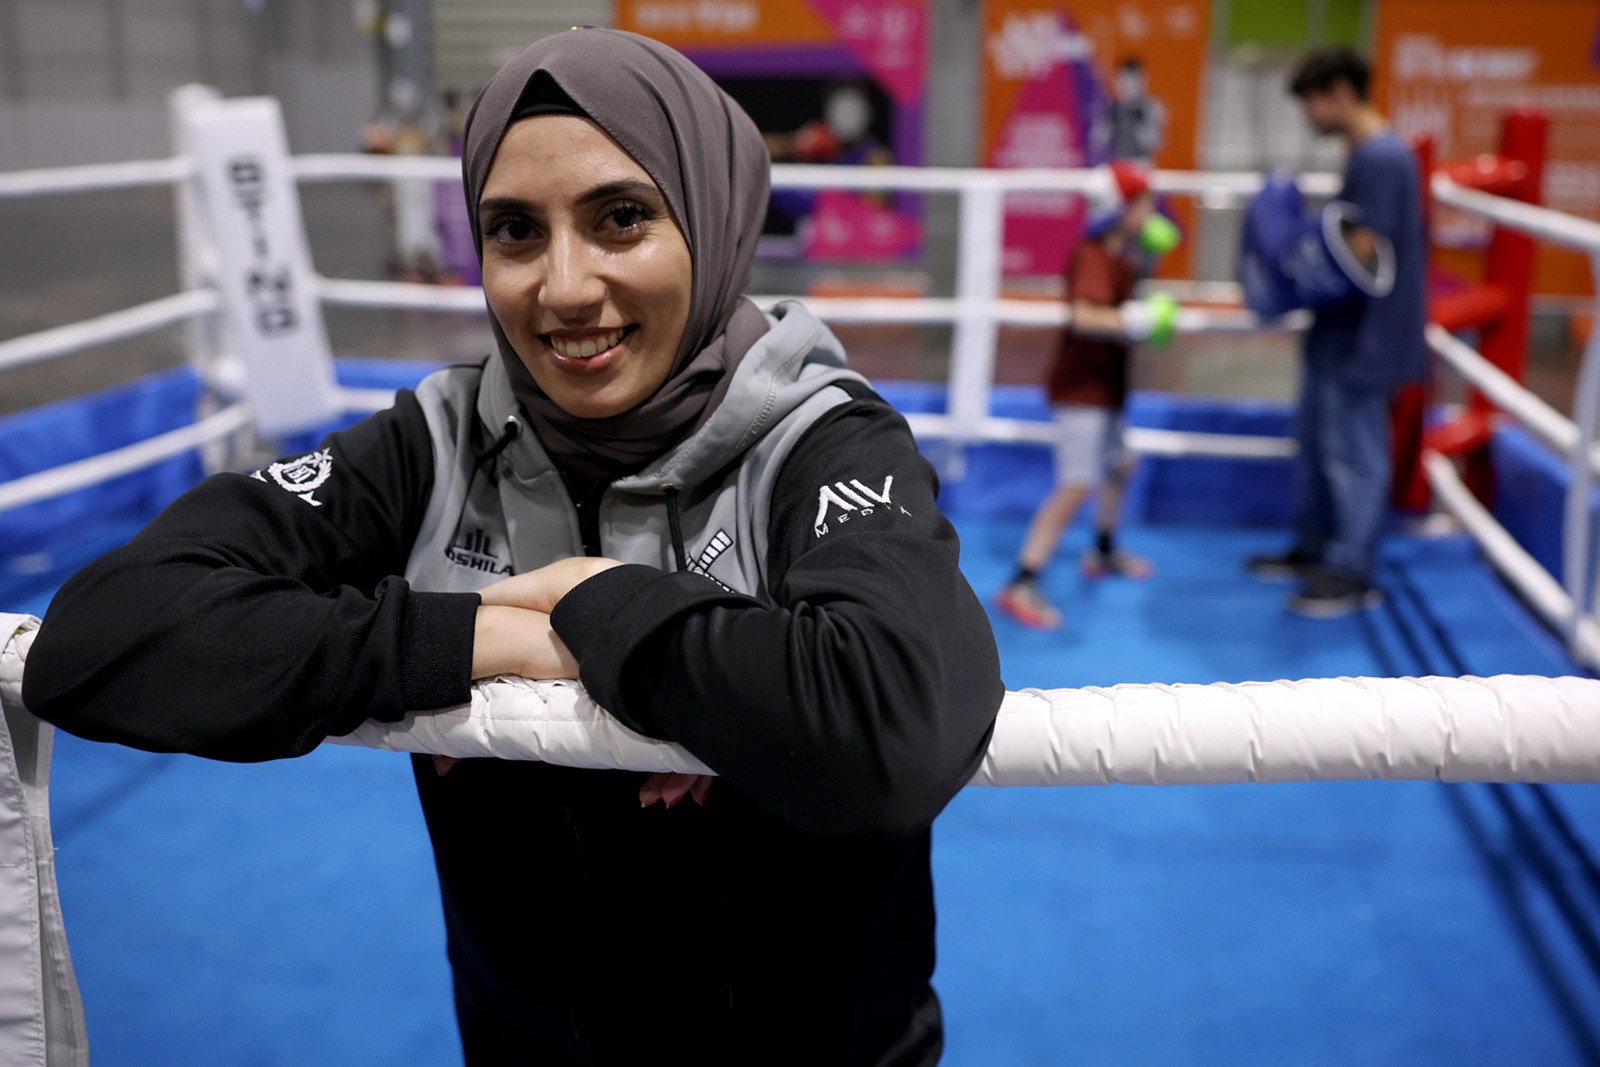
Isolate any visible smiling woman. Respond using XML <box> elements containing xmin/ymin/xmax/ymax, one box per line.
<box><xmin>21</xmin><ymin>27</ymin><xmax>1003</xmax><ymax>1067</ymax></box>
<box><xmin>477</xmin><ymin>118</ymin><xmax>692</xmax><ymax>420</ymax></box>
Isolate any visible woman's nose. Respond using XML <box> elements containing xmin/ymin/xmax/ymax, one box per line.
<box><xmin>539</xmin><ymin>231</ymin><xmax>605</xmax><ymax>318</ymax></box>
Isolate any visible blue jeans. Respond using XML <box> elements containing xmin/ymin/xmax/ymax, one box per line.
<box><xmin>1292</xmin><ymin>362</ymin><xmax>1391</xmax><ymax>582</ymax></box>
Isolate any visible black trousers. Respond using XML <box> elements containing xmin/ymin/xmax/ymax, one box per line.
<box><xmin>454</xmin><ymin>976</ymin><xmax>945</xmax><ymax>1067</ymax></box>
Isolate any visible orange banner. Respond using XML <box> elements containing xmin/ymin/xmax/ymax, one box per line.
<box><xmin>981</xmin><ymin>0</ymin><xmax>1208</xmax><ymax>282</ymax></box>
<box><xmin>1374</xmin><ymin>0</ymin><xmax>1600</xmax><ymax>296</ymax></box>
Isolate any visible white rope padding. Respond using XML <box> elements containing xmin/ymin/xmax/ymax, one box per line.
<box><xmin>290</xmin><ymin>154</ymin><xmax>1343</xmax><ymax>199</ymax></box>
<box><xmin>326</xmin><ymin>670</ymin><xmax>1600</xmax><ymax>786</ymax></box>
<box><xmin>313</xmin><ymin>281</ymin><xmax>1283</xmax><ymax>332</ymax></box>
<box><xmin>1424</xmin><ymin>450</ymin><xmax>1600</xmax><ymax>671</ymax></box>
<box><xmin>1433</xmin><ymin>175</ymin><xmax>1600</xmax><ymax>255</ymax></box>
<box><xmin>0</xmin><ymin>157</ymin><xmax>194</xmax><ymax>201</ymax></box>
<box><xmin>0</xmin><ymin>403</ymin><xmax>250</xmax><ymax>514</ymax></box>
<box><xmin>315</xmin><ymin>275</ymin><xmax>487</xmax><ymax>313</ymax></box>
<box><xmin>0</xmin><ymin>289</ymin><xmax>220</xmax><ymax>374</ymax></box>
<box><xmin>338</xmin><ymin>388</ymin><xmax>400</xmax><ymax>414</ymax></box>
<box><xmin>0</xmin><ymin>616</ymin><xmax>36</xmax><ymax>717</ymax></box>
<box><xmin>291</xmin><ymin>153</ymin><xmax>463</xmax><ymax>183</ymax></box>
<box><xmin>1427</xmin><ymin>323</ymin><xmax>1599</xmax><ymax>473</ymax></box>
<box><xmin>0</xmin><ymin>614</ymin><xmax>1592</xmax><ymax>785</ymax></box>
<box><xmin>899</xmin><ymin>413</ymin><xmax>1296</xmax><ymax>458</ymax></box>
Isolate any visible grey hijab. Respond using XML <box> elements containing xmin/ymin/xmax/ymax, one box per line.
<box><xmin>462</xmin><ymin>28</ymin><xmax>772</xmax><ymax>480</ymax></box>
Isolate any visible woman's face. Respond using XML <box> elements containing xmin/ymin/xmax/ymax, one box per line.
<box><xmin>478</xmin><ymin>115</ymin><xmax>693</xmax><ymax>419</ymax></box>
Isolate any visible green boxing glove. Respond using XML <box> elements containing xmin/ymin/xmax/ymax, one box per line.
<box><xmin>1140</xmin><ymin>213</ymin><xmax>1181</xmax><ymax>256</ymax></box>
<box><xmin>1147</xmin><ymin>290</ymin><xmax>1179</xmax><ymax>344</ymax></box>
<box><xmin>1118</xmin><ymin>291</ymin><xmax>1180</xmax><ymax>345</ymax></box>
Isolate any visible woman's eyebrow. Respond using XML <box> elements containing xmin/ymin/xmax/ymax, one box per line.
<box><xmin>576</xmin><ymin>178</ymin><xmax>660</xmax><ymax>205</ymax></box>
<box><xmin>477</xmin><ymin>197</ymin><xmax>533</xmax><ymax>216</ymax></box>
<box><xmin>477</xmin><ymin>181</ymin><xmax>660</xmax><ymax>217</ymax></box>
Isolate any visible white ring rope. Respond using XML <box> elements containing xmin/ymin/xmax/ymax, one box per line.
<box><xmin>0</xmin><ymin>289</ymin><xmax>220</xmax><ymax>374</ymax></box>
<box><xmin>315</xmin><ymin>275</ymin><xmax>487</xmax><ymax>313</ymax></box>
<box><xmin>326</xmin><ymin>671</ymin><xmax>1600</xmax><ymax>786</ymax></box>
<box><xmin>0</xmin><ymin>615</ymin><xmax>1590</xmax><ymax>786</ymax></box>
<box><xmin>1424</xmin><ymin>450</ymin><xmax>1600</xmax><ymax>668</ymax></box>
<box><xmin>1426</xmin><ymin>323</ymin><xmax>1599</xmax><ymax>473</ymax></box>
<box><xmin>0</xmin><ymin>402</ymin><xmax>250</xmax><ymax>514</ymax></box>
<box><xmin>1433</xmin><ymin>175</ymin><xmax>1600</xmax><ymax>255</ymax></box>
<box><xmin>0</xmin><ymin>157</ymin><xmax>194</xmax><ymax>201</ymax></box>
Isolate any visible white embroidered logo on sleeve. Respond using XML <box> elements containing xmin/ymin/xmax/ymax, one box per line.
<box><xmin>813</xmin><ymin>476</ymin><xmax>909</xmax><ymax>537</ymax></box>
<box><xmin>251</xmin><ymin>448</ymin><xmax>334</xmax><ymax>507</ymax></box>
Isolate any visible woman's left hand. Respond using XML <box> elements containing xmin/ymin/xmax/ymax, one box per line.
<box><xmin>478</xmin><ymin>556</ymin><xmax>626</xmax><ymax>615</ymax></box>
<box><xmin>640</xmin><ymin>772</ymin><xmax>713</xmax><ymax>808</ymax></box>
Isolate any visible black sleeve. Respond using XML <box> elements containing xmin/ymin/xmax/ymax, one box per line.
<box><xmin>22</xmin><ymin>389</ymin><xmax>480</xmax><ymax>762</ymax></box>
<box><xmin>551</xmin><ymin>386</ymin><xmax>1003</xmax><ymax>838</ymax></box>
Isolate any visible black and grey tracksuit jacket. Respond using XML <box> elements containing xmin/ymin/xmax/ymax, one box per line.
<box><xmin>24</xmin><ymin>301</ymin><xmax>1004</xmax><ymax>1066</ymax></box>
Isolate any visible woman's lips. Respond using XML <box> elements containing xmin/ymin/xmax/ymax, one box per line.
<box><xmin>540</xmin><ymin>325</ymin><xmax>637</xmax><ymax>376</ymax></box>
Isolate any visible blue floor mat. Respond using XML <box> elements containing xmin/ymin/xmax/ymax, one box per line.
<box><xmin>18</xmin><ymin>517</ymin><xmax>1600</xmax><ymax>1065</ymax></box>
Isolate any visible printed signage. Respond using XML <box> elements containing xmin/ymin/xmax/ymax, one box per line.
<box><xmin>981</xmin><ymin>0</ymin><xmax>1208</xmax><ymax>284</ymax></box>
<box><xmin>1375</xmin><ymin>0</ymin><xmax>1600</xmax><ymax>296</ymax></box>
<box><xmin>617</xmin><ymin>0</ymin><xmax>928</xmax><ymax>262</ymax></box>
<box><xmin>181</xmin><ymin>97</ymin><xmax>340</xmax><ymax>436</ymax></box>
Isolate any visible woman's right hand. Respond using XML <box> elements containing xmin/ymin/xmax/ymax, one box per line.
<box><xmin>470</xmin><ymin>604</ymin><xmax>579</xmax><ymax>681</ymax></box>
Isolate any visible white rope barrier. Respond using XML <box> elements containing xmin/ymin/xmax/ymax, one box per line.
<box><xmin>314</xmin><ymin>278</ymin><xmax>1300</xmax><ymax>336</ymax></box>
<box><xmin>291</xmin><ymin>153</ymin><xmax>462</xmax><ymax>183</ymax></box>
<box><xmin>338</xmin><ymin>387</ymin><xmax>399</xmax><ymax>414</ymax></box>
<box><xmin>1426</xmin><ymin>323</ymin><xmax>1600</xmax><ymax>472</ymax></box>
<box><xmin>1424</xmin><ymin>449</ymin><xmax>1600</xmax><ymax>671</ymax></box>
<box><xmin>900</xmin><ymin>413</ymin><xmax>1297</xmax><ymax>458</ymax></box>
<box><xmin>0</xmin><ymin>157</ymin><xmax>194</xmax><ymax>201</ymax></box>
<box><xmin>290</xmin><ymin>153</ymin><xmax>1343</xmax><ymax>200</ymax></box>
<box><xmin>1127</xmin><ymin>426</ymin><xmax>1297</xmax><ymax>458</ymax></box>
<box><xmin>0</xmin><ymin>403</ymin><xmax>250</xmax><ymax>514</ymax></box>
<box><xmin>315</xmin><ymin>275</ymin><xmax>487</xmax><ymax>313</ymax></box>
<box><xmin>0</xmin><ymin>289</ymin><xmax>220</xmax><ymax>373</ymax></box>
<box><xmin>1433</xmin><ymin>175</ymin><xmax>1600</xmax><ymax>256</ymax></box>
<box><xmin>320</xmin><ymin>669</ymin><xmax>1600</xmax><ymax>786</ymax></box>
<box><xmin>0</xmin><ymin>615</ymin><xmax>1585</xmax><ymax>785</ymax></box>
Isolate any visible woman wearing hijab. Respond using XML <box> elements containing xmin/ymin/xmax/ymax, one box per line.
<box><xmin>24</xmin><ymin>28</ymin><xmax>1001</xmax><ymax>1066</ymax></box>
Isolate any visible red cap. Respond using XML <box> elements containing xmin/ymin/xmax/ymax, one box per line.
<box><xmin>1109</xmin><ymin>160</ymin><xmax>1151</xmax><ymax>202</ymax></box>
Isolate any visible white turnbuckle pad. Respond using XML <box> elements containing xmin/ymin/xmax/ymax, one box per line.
<box><xmin>175</xmin><ymin>95</ymin><xmax>340</xmax><ymax>436</ymax></box>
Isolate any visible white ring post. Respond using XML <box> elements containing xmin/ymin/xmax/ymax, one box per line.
<box><xmin>947</xmin><ymin>179</ymin><xmax>1006</xmax><ymax>473</ymax></box>
<box><xmin>178</xmin><ymin>95</ymin><xmax>340</xmax><ymax>439</ymax></box>
<box><xmin>1567</xmin><ymin>254</ymin><xmax>1600</xmax><ymax>654</ymax></box>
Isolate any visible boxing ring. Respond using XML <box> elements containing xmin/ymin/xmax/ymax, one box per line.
<box><xmin>1</xmin><ymin>87</ymin><xmax>1599</xmax><ymax>1063</ymax></box>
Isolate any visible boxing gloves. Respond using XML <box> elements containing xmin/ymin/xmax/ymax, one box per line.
<box><xmin>1238</xmin><ymin>172</ymin><xmax>1395</xmax><ymax>319</ymax></box>
<box><xmin>1119</xmin><ymin>291</ymin><xmax>1180</xmax><ymax>344</ymax></box>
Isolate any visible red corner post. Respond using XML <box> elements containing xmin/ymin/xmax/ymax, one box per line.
<box><xmin>1422</xmin><ymin>108</ymin><xmax>1548</xmax><ymax>505</ymax></box>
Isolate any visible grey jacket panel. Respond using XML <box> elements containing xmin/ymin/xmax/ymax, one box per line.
<box><xmin>406</xmin><ymin>302</ymin><xmax>867</xmax><ymax>599</ymax></box>
<box><xmin>0</xmin><ymin>615</ymin><xmax>88</xmax><ymax>1067</ymax></box>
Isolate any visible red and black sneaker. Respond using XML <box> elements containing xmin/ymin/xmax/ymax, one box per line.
<box><xmin>995</xmin><ymin>580</ymin><xmax>1063</xmax><ymax>631</ymax></box>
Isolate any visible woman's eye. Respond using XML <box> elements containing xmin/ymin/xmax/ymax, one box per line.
<box><xmin>486</xmin><ymin>218</ymin><xmax>535</xmax><ymax>243</ymax></box>
<box><xmin>602</xmin><ymin>202</ymin><xmax>652</xmax><ymax>232</ymax></box>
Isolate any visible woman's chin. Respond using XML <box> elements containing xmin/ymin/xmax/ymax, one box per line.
<box><xmin>539</xmin><ymin>376</ymin><xmax>652</xmax><ymax>421</ymax></box>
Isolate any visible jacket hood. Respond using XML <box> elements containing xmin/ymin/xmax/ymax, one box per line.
<box><xmin>478</xmin><ymin>300</ymin><xmax>867</xmax><ymax>493</ymax></box>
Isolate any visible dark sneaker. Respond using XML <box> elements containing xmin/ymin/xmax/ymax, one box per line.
<box><xmin>996</xmin><ymin>580</ymin><xmax>1063</xmax><ymax>630</ymax></box>
<box><xmin>1246</xmin><ymin>547</ymin><xmax>1321</xmax><ymax>582</ymax></box>
<box><xmin>1286</xmin><ymin>568</ymin><xmax>1382</xmax><ymax>619</ymax></box>
<box><xmin>1080</xmin><ymin>548</ymin><xmax>1154</xmax><ymax>580</ymax></box>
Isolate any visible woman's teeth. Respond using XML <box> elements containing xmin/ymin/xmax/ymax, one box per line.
<box><xmin>549</xmin><ymin>328</ymin><xmax>626</xmax><ymax>359</ymax></box>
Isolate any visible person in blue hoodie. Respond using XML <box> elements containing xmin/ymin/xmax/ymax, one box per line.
<box><xmin>1246</xmin><ymin>48</ymin><xmax>1428</xmax><ymax>617</ymax></box>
